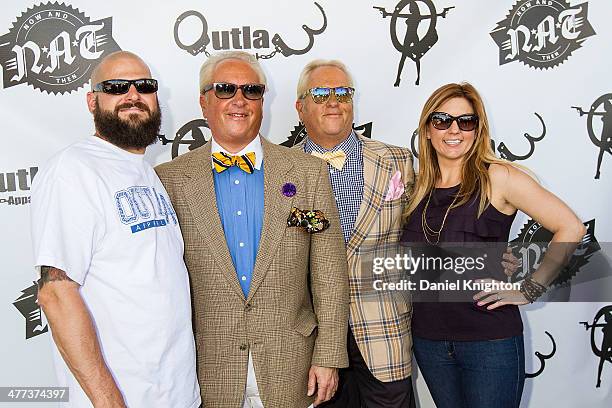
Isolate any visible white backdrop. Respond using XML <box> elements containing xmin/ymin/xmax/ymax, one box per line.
<box><xmin>1</xmin><ymin>0</ymin><xmax>611</xmax><ymax>406</ymax></box>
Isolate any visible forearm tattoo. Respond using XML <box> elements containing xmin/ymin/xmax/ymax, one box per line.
<box><xmin>38</xmin><ymin>266</ymin><xmax>73</xmax><ymax>290</ymax></box>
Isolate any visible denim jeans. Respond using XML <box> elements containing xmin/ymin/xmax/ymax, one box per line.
<box><xmin>413</xmin><ymin>335</ymin><xmax>525</xmax><ymax>408</ymax></box>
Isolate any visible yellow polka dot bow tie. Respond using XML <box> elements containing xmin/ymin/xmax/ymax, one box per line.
<box><xmin>310</xmin><ymin>149</ymin><xmax>346</xmax><ymax>170</ymax></box>
<box><xmin>212</xmin><ymin>151</ymin><xmax>256</xmax><ymax>174</ymax></box>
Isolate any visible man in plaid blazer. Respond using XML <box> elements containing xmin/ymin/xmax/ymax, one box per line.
<box><xmin>156</xmin><ymin>52</ymin><xmax>349</xmax><ymax>407</ymax></box>
<box><xmin>294</xmin><ymin>60</ymin><xmax>416</xmax><ymax>408</ymax></box>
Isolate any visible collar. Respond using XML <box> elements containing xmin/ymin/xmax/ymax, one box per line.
<box><xmin>90</xmin><ymin>135</ymin><xmax>145</xmax><ymax>163</ymax></box>
<box><xmin>211</xmin><ymin>134</ymin><xmax>263</xmax><ymax>170</ymax></box>
<box><xmin>304</xmin><ymin>130</ymin><xmax>359</xmax><ymax>157</ymax></box>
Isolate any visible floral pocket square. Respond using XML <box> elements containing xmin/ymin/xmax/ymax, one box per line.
<box><xmin>384</xmin><ymin>171</ymin><xmax>405</xmax><ymax>201</ymax></box>
<box><xmin>287</xmin><ymin>207</ymin><xmax>330</xmax><ymax>233</ymax></box>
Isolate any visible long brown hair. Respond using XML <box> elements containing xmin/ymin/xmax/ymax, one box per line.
<box><xmin>404</xmin><ymin>82</ymin><xmax>516</xmax><ymax>220</ymax></box>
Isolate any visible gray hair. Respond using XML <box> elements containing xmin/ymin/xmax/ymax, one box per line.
<box><xmin>296</xmin><ymin>59</ymin><xmax>354</xmax><ymax>99</ymax></box>
<box><xmin>199</xmin><ymin>51</ymin><xmax>267</xmax><ymax>94</ymax></box>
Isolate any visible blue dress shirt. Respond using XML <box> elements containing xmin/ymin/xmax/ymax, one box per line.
<box><xmin>213</xmin><ymin>156</ymin><xmax>264</xmax><ymax>297</ymax></box>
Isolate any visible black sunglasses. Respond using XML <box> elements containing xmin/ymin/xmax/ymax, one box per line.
<box><xmin>429</xmin><ymin>112</ymin><xmax>479</xmax><ymax>131</ymax></box>
<box><xmin>203</xmin><ymin>82</ymin><xmax>265</xmax><ymax>100</ymax></box>
<box><xmin>302</xmin><ymin>86</ymin><xmax>355</xmax><ymax>104</ymax></box>
<box><xmin>92</xmin><ymin>78</ymin><xmax>158</xmax><ymax>95</ymax></box>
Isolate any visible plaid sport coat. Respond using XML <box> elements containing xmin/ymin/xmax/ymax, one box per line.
<box><xmin>156</xmin><ymin>137</ymin><xmax>349</xmax><ymax>407</ymax></box>
<box><xmin>296</xmin><ymin>134</ymin><xmax>415</xmax><ymax>382</ymax></box>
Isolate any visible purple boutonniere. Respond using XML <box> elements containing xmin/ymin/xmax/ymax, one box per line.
<box><xmin>282</xmin><ymin>182</ymin><xmax>296</xmax><ymax>197</ymax></box>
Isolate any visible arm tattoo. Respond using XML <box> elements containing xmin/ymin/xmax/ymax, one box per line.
<box><xmin>38</xmin><ymin>266</ymin><xmax>74</xmax><ymax>291</ymax></box>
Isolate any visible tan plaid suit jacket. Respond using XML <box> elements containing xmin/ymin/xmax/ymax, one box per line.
<box><xmin>296</xmin><ymin>134</ymin><xmax>415</xmax><ymax>382</ymax></box>
<box><xmin>156</xmin><ymin>137</ymin><xmax>349</xmax><ymax>407</ymax></box>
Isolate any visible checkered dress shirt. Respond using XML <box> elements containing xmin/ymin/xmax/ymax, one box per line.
<box><xmin>304</xmin><ymin>131</ymin><xmax>364</xmax><ymax>243</ymax></box>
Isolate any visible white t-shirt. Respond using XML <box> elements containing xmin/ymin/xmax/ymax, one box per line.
<box><xmin>31</xmin><ymin>136</ymin><xmax>201</xmax><ymax>408</ymax></box>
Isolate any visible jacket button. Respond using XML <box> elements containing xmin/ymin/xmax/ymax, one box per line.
<box><xmin>245</xmin><ymin>303</ymin><xmax>252</xmax><ymax>311</ymax></box>
<box><xmin>239</xmin><ymin>344</ymin><xmax>248</xmax><ymax>351</ymax></box>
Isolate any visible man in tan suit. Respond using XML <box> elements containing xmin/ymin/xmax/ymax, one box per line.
<box><xmin>156</xmin><ymin>51</ymin><xmax>349</xmax><ymax>408</ymax></box>
<box><xmin>294</xmin><ymin>60</ymin><xmax>416</xmax><ymax>408</ymax></box>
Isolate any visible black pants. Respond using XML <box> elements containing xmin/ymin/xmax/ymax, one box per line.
<box><xmin>321</xmin><ymin>328</ymin><xmax>416</xmax><ymax>408</ymax></box>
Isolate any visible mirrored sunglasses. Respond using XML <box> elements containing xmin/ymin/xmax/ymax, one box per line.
<box><xmin>303</xmin><ymin>86</ymin><xmax>355</xmax><ymax>104</ymax></box>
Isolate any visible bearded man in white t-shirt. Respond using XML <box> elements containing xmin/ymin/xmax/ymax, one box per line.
<box><xmin>31</xmin><ymin>51</ymin><xmax>201</xmax><ymax>408</ymax></box>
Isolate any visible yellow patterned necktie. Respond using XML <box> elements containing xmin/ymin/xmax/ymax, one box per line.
<box><xmin>311</xmin><ymin>150</ymin><xmax>347</xmax><ymax>170</ymax></box>
<box><xmin>212</xmin><ymin>151</ymin><xmax>256</xmax><ymax>174</ymax></box>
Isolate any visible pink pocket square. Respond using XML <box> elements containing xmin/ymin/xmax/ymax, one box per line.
<box><xmin>384</xmin><ymin>171</ymin><xmax>405</xmax><ymax>201</ymax></box>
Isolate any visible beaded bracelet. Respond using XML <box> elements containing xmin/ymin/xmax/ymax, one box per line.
<box><xmin>520</xmin><ymin>276</ymin><xmax>547</xmax><ymax>303</ymax></box>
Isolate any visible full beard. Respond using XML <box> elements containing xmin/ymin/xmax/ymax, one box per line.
<box><xmin>93</xmin><ymin>98</ymin><xmax>162</xmax><ymax>150</ymax></box>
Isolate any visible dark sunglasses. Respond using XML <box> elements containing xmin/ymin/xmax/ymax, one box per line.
<box><xmin>92</xmin><ymin>78</ymin><xmax>158</xmax><ymax>95</ymax></box>
<box><xmin>302</xmin><ymin>86</ymin><xmax>355</xmax><ymax>104</ymax></box>
<box><xmin>203</xmin><ymin>82</ymin><xmax>265</xmax><ymax>100</ymax></box>
<box><xmin>429</xmin><ymin>112</ymin><xmax>479</xmax><ymax>131</ymax></box>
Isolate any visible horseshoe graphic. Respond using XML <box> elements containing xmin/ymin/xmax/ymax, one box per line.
<box><xmin>497</xmin><ymin>112</ymin><xmax>546</xmax><ymax>162</ymax></box>
<box><xmin>173</xmin><ymin>10</ymin><xmax>210</xmax><ymax>56</ymax></box>
<box><xmin>410</xmin><ymin>129</ymin><xmax>419</xmax><ymax>159</ymax></box>
<box><xmin>259</xmin><ymin>2</ymin><xmax>327</xmax><ymax>59</ymax></box>
<box><xmin>526</xmin><ymin>331</ymin><xmax>556</xmax><ymax>378</ymax></box>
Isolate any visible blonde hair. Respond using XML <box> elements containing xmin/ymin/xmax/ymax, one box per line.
<box><xmin>198</xmin><ymin>51</ymin><xmax>266</xmax><ymax>94</ymax></box>
<box><xmin>296</xmin><ymin>59</ymin><xmax>354</xmax><ymax>99</ymax></box>
<box><xmin>404</xmin><ymin>82</ymin><xmax>522</xmax><ymax>220</ymax></box>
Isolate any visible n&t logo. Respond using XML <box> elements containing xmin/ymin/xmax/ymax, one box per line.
<box><xmin>0</xmin><ymin>2</ymin><xmax>121</xmax><ymax>94</ymax></box>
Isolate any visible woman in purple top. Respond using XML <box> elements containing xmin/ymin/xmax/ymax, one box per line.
<box><xmin>400</xmin><ymin>82</ymin><xmax>585</xmax><ymax>408</ymax></box>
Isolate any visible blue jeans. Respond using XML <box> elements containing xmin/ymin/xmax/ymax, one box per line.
<box><xmin>413</xmin><ymin>335</ymin><xmax>525</xmax><ymax>408</ymax></box>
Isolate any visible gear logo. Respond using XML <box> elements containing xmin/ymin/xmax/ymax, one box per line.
<box><xmin>490</xmin><ymin>0</ymin><xmax>595</xmax><ymax>70</ymax></box>
<box><xmin>281</xmin><ymin>122</ymin><xmax>373</xmax><ymax>147</ymax></box>
<box><xmin>509</xmin><ymin>218</ymin><xmax>600</xmax><ymax>287</ymax></box>
<box><xmin>159</xmin><ymin>119</ymin><xmax>212</xmax><ymax>160</ymax></box>
<box><xmin>13</xmin><ymin>282</ymin><xmax>48</xmax><ymax>340</ymax></box>
<box><xmin>0</xmin><ymin>2</ymin><xmax>121</xmax><ymax>94</ymax></box>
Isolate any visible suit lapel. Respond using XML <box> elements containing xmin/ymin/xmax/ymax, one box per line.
<box><xmin>346</xmin><ymin>137</ymin><xmax>393</xmax><ymax>255</ymax></box>
<box><xmin>247</xmin><ymin>138</ymin><xmax>294</xmax><ymax>302</ymax></box>
<box><xmin>181</xmin><ymin>142</ymin><xmax>245</xmax><ymax>299</ymax></box>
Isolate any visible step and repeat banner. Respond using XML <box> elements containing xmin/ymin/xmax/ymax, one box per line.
<box><xmin>1</xmin><ymin>0</ymin><xmax>611</xmax><ymax>406</ymax></box>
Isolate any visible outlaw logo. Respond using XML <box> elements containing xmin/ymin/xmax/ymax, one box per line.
<box><xmin>0</xmin><ymin>167</ymin><xmax>37</xmax><ymax>206</ymax></box>
<box><xmin>0</xmin><ymin>2</ymin><xmax>121</xmax><ymax>94</ymax></box>
<box><xmin>173</xmin><ymin>2</ymin><xmax>327</xmax><ymax>60</ymax></box>
<box><xmin>490</xmin><ymin>0</ymin><xmax>595</xmax><ymax>69</ymax></box>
